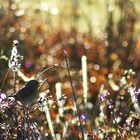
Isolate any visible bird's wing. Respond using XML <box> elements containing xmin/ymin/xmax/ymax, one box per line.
<box><xmin>15</xmin><ymin>86</ymin><xmax>35</xmax><ymax>100</ymax></box>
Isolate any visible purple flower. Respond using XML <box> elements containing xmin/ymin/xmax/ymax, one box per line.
<box><xmin>100</xmin><ymin>95</ymin><xmax>105</xmax><ymax>101</ymax></box>
<box><xmin>81</xmin><ymin>114</ymin><xmax>86</xmax><ymax>121</ymax></box>
<box><xmin>0</xmin><ymin>93</ymin><xmax>7</xmax><ymax>100</ymax></box>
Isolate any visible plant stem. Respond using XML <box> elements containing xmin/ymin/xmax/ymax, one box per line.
<box><xmin>0</xmin><ymin>68</ymin><xmax>10</xmax><ymax>91</ymax></box>
<box><xmin>13</xmin><ymin>71</ymin><xmax>16</xmax><ymax>93</ymax></box>
<box><xmin>64</xmin><ymin>51</ymin><xmax>85</xmax><ymax>140</ymax></box>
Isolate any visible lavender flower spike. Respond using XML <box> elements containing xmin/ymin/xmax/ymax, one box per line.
<box><xmin>9</xmin><ymin>40</ymin><xmax>23</xmax><ymax>72</ymax></box>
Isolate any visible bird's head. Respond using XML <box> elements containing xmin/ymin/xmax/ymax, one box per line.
<box><xmin>26</xmin><ymin>80</ymin><xmax>39</xmax><ymax>90</ymax></box>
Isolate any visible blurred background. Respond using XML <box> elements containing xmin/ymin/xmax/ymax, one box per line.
<box><xmin>1</xmin><ymin>0</ymin><xmax>140</xmax><ymax>94</ymax></box>
<box><xmin>0</xmin><ymin>0</ymin><xmax>140</xmax><ymax>139</ymax></box>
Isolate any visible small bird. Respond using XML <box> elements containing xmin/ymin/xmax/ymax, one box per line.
<box><xmin>9</xmin><ymin>80</ymin><xmax>39</xmax><ymax>106</ymax></box>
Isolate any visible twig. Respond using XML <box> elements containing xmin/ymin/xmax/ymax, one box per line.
<box><xmin>63</xmin><ymin>50</ymin><xmax>85</xmax><ymax>140</ymax></box>
<box><xmin>36</xmin><ymin>65</ymin><xmax>56</xmax><ymax>80</ymax></box>
<box><xmin>37</xmin><ymin>78</ymin><xmax>48</xmax><ymax>91</ymax></box>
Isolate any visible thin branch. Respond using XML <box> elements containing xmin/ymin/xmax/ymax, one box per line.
<box><xmin>63</xmin><ymin>50</ymin><xmax>85</xmax><ymax>140</ymax></box>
